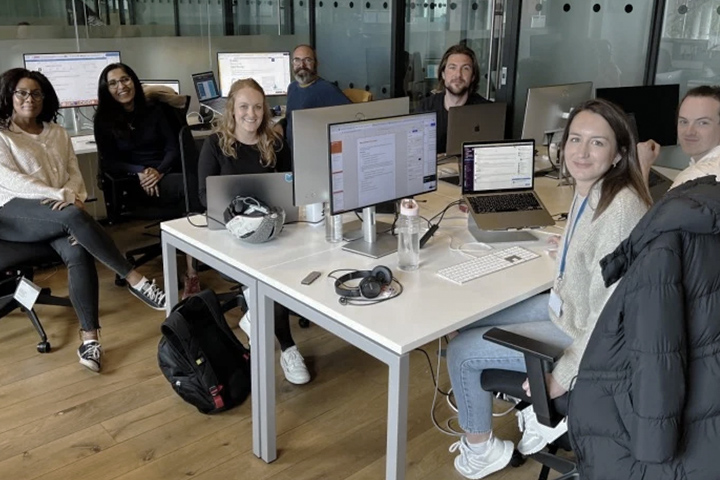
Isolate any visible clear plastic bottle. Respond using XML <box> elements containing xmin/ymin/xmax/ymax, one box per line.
<box><xmin>397</xmin><ymin>199</ymin><xmax>420</xmax><ymax>271</ymax></box>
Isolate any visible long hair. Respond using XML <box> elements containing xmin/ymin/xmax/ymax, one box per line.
<box><xmin>214</xmin><ymin>78</ymin><xmax>283</xmax><ymax>168</ymax></box>
<box><xmin>560</xmin><ymin>98</ymin><xmax>653</xmax><ymax>219</ymax></box>
<box><xmin>0</xmin><ymin>68</ymin><xmax>60</xmax><ymax>130</ymax></box>
<box><xmin>436</xmin><ymin>44</ymin><xmax>480</xmax><ymax>95</ymax></box>
<box><xmin>94</xmin><ymin>63</ymin><xmax>146</xmax><ymax>137</ymax></box>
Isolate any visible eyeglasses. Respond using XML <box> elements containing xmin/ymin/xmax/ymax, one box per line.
<box><xmin>292</xmin><ymin>57</ymin><xmax>315</xmax><ymax>66</ymax></box>
<box><xmin>14</xmin><ymin>90</ymin><xmax>44</xmax><ymax>101</ymax></box>
<box><xmin>107</xmin><ymin>76</ymin><xmax>133</xmax><ymax>89</ymax></box>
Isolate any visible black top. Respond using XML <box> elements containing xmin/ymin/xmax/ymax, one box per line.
<box><xmin>416</xmin><ymin>91</ymin><xmax>490</xmax><ymax>154</ymax></box>
<box><xmin>94</xmin><ymin>103</ymin><xmax>180</xmax><ymax>175</ymax></box>
<box><xmin>198</xmin><ymin>132</ymin><xmax>292</xmax><ymax>207</ymax></box>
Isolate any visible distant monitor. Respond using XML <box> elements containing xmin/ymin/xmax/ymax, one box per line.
<box><xmin>292</xmin><ymin>97</ymin><xmax>410</xmax><ymax>206</ymax></box>
<box><xmin>522</xmin><ymin>82</ymin><xmax>593</xmax><ymax>146</ymax></box>
<box><xmin>217</xmin><ymin>52</ymin><xmax>291</xmax><ymax>97</ymax></box>
<box><xmin>141</xmin><ymin>79</ymin><xmax>180</xmax><ymax>94</ymax></box>
<box><xmin>328</xmin><ymin>112</ymin><xmax>437</xmax><ymax>258</ymax></box>
<box><xmin>596</xmin><ymin>84</ymin><xmax>680</xmax><ymax>146</ymax></box>
<box><xmin>23</xmin><ymin>51</ymin><xmax>121</xmax><ymax>108</ymax></box>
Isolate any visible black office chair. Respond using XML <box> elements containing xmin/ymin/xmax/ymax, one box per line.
<box><xmin>0</xmin><ymin>240</ymin><xmax>73</xmax><ymax>353</ymax></box>
<box><xmin>480</xmin><ymin>327</ymin><xmax>578</xmax><ymax>480</ymax></box>
<box><xmin>98</xmin><ymin>95</ymin><xmax>192</xmax><ymax>286</ymax></box>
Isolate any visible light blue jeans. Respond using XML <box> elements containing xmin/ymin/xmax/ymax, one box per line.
<box><xmin>446</xmin><ymin>293</ymin><xmax>572</xmax><ymax>434</ymax></box>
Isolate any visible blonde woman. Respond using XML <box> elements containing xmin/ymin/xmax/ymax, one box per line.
<box><xmin>197</xmin><ymin>78</ymin><xmax>310</xmax><ymax>385</ymax></box>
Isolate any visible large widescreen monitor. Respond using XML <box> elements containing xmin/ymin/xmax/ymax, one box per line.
<box><xmin>328</xmin><ymin>112</ymin><xmax>437</xmax><ymax>257</ymax></box>
<box><xmin>292</xmin><ymin>97</ymin><xmax>410</xmax><ymax>206</ymax></box>
<box><xmin>23</xmin><ymin>51</ymin><xmax>122</xmax><ymax>108</ymax></box>
<box><xmin>217</xmin><ymin>52</ymin><xmax>291</xmax><ymax>97</ymax></box>
<box><xmin>596</xmin><ymin>84</ymin><xmax>680</xmax><ymax>146</ymax></box>
<box><xmin>522</xmin><ymin>82</ymin><xmax>594</xmax><ymax>145</ymax></box>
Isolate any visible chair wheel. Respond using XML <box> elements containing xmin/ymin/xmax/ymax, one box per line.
<box><xmin>298</xmin><ymin>318</ymin><xmax>310</xmax><ymax>328</ymax></box>
<box><xmin>509</xmin><ymin>449</ymin><xmax>525</xmax><ymax>468</ymax></box>
<box><xmin>115</xmin><ymin>274</ymin><xmax>127</xmax><ymax>287</ymax></box>
<box><xmin>37</xmin><ymin>341</ymin><xmax>51</xmax><ymax>353</ymax></box>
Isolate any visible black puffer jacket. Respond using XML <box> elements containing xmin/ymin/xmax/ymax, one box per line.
<box><xmin>568</xmin><ymin>176</ymin><xmax>720</xmax><ymax>480</ymax></box>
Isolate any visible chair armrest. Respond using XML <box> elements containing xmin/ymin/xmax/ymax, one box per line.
<box><xmin>483</xmin><ymin>327</ymin><xmax>564</xmax><ymax>363</ymax></box>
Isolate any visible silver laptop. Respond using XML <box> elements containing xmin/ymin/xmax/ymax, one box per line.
<box><xmin>445</xmin><ymin>102</ymin><xmax>507</xmax><ymax>157</ymax></box>
<box><xmin>206</xmin><ymin>173</ymin><xmax>299</xmax><ymax>230</ymax></box>
<box><xmin>462</xmin><ymin>139</ymin><xmax>554</xmax><ymax>231</ymax></box>
<box><xmin>191</xmin><ymin>71</ymin><xmax>226</xmax><ymax>114</ymax></box>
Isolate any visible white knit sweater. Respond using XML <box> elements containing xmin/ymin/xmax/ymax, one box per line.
<box><xmin>550</xmin><ymin>185</ymin><xmax>648</xmax><ymax>389</ymax></box>
<box><xmin>0</xmin><ymin>122</ymin><xmax>87</xmax><ymax>207</ymax></box>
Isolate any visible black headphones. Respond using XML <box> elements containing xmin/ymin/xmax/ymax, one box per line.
<box><xmin>334</xmin><ymin>266</ymin><xmax>394</xmax><ymax>305</ymax></box>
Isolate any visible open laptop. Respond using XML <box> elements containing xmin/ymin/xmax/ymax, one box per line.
<box><xmin>205</xmin><ymin>173</ymin><xmax>299</xmax><ymax>230</ymax></box>
<box><xmin>191</xmin><ymin>72</ymin><xmax>226</xmax><ymax>114</ymax></box>
<box><xmin>648</xmin><ymin>168</ymin><xmax>673</xmax><ymax>202</ymax></box>
<box><xmin>445</xmin><ymin>102</ymin><xmax>507</xmax><ymax>157</ymax></box>
<box><xmin>461</xmin><ymin>139</ymin><xmax>554</xmax><ymax>232</ymax></box>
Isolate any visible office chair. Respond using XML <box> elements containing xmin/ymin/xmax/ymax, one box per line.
<box><xmin>480</xmin><ymin>327</ymin><xmax>578</xmax><ymax>480</ymax></box>
<box><xmin>0</xmin><ymin>239</ymin><xmax>72</xmax><ymax>353</ymax></box>
<box><xmin>99</xmin><ymin>95</ymin><xmax>192</xmax><ymax>286</ymax></box>
<box><xmin>342</xmin><ymin>88</ymin><xmax>373</xmax><ymax>103</ymax></box>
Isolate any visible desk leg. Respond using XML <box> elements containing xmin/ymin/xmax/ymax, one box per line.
<box><xmin>387</xmin><ymin>354</ymin><xmax>410</xmax><ymax>480</ymax></box>
<box><xmin>161</xmin><ymin>234</ymin><xmax>178</xmax><ymax>316</ymax></box>
<box><xmin>256</xmin><ymin>284</ymin><xmax>277</xmax><ymax>462</ymax></box>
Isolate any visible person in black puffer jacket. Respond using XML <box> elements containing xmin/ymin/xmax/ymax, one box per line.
<box><xmin>569</xmin><ymin>175</ymin><xmax>720</xmax><ymax>480</ymax></box>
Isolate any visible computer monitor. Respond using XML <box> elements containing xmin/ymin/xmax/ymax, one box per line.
<box><xmin>23</xmin><ymin>51</ymin><xmax>122</xmax><ymax>108</ymax></box>
<box><xmin>141</xmin><ymin>79</ymin><xmax>180</xmax><ymax>94</ymax></box>
<box><xmin>292</xmin><ymin>97</ymin><xmax>410</xmax><ymax>206</ymax></box>
<box><xmin>521</xmin><ymin>82</ymin><xmax>594</xmax><ymax>146</ymax></box>
<box><xmin>217</xmin><ymin>52</ymin><xmax>291</xmax><ymax>97</ymax></box>
<box><xmin>596</xmin><ymin>84</ymin><xmax>680</xmax><ymax>146</ymax></box>
<box><xmin>328</xmin><ymin>112</ymin><xmax>437</xmax><ymax>258</ymax></box>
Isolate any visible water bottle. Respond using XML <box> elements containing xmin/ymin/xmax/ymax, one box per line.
<box><xmin>324</xmin><ymin>202</ymin><xmax>343</xmax><ymax>243</ymax></box>
<box><xmin>397</xmin><ymin>199</ymin><xmax>420</xmax><ymax>271</ymax></box>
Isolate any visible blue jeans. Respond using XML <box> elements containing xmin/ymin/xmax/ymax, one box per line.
<box><xmin>447</xmin><ymin>293</ymin><xmax>572</xmax><ymax>434</ymax></box>
<box><xmin>0</xmin><ymin>198</ymin><xmax>134</xmax><ymax>332</ymax></box>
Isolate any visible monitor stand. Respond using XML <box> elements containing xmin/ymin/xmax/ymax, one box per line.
<box><xmin>342</xmin><ymin>206</ymin><xmax>397</xmax><ymax>258</ymax></box>
<box><xmin>343</xmin><ymin>218</ymin><xmax>392</xmax><ymax>242</ymax></box>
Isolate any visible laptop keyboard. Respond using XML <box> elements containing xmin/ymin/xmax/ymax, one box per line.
<box><xmin>437</xmin><ymin>246</ymin><xmax>539</xmax><ymax>285</ymax></box>
<box><xmin>468</xmin><ymin>193</ymin><xmax>542</xmax><ymax>214</ymax></box>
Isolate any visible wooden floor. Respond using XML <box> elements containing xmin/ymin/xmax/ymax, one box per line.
<box><xmin>0</xmin><ymin>221</ymin><xmax>566</xmax><ymax>480</ymax></box>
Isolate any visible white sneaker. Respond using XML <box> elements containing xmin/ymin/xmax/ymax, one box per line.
<box><xmin>280</xmin><ymin>345</ymin><xmax>311</xmax><ymax>385</ymax></box>
<box><xmin>449</xmin><ymin>435</ymin><xmax>513</xmax><ymax>479</ymax></box>
<box><xmin>516</xmin><ymin>405</ymin><xmax>567</xmax><ymax>456</ymax></box>
<box><xmin>239</xmin><ymin>311</ymin><xmax>251</xmax><ymax>346</ymax></box>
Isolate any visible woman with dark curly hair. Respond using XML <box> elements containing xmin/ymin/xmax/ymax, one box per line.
<box><xmin>0</xmin><ymin>68</ymin><xmax>167</xmax><ymax>372</ymax></box>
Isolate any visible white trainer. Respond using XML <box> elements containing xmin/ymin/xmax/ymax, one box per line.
<box><xmin>516</xmin><ymin>405</ymin><xmax>567</xmax><ymax>456</ymax></box>
<box><xmin>280</xmin><ymin>345</ymin><xmax>310</xmax><ymax>385</ymax></box>
<box><xmin>449</xmin><ymin>435</ymin><xmax>513</xmax><ymax>479</ymax></box>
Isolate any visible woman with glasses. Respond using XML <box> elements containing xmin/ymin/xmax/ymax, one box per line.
<box><xmin>94</xmin><ymin>63</ymin><xmax>200</xmax><ymax>299</ymax></box>
<box><xmin>0</xmin><ymin>68</ymin><xmax>167</xmax><ymax>372</ymax></box>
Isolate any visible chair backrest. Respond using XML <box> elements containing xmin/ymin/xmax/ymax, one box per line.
<box><xmin>179</xmin><ymin>126</ymin><xmax>203</xmax><ymax>214</ymax></box>
<box><xmin>342</xmin><ymin>88</ymin><xmax>373</xmax><ymax>103</ymax></box>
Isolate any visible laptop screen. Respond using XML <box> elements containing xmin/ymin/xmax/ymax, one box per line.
<box><xmin>192</xmin><ymin>72</ymin><xmax>220</xmax><ymax>101</ymax></box>
<box><xmin>461</xmin><ymin>140</ymin><xmax>535</xmax><ymax>194</ymax></box>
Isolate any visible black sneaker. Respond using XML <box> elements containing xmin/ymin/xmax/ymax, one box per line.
<box><xmin>78</xmin><ymin>341</ymin><xmax>103</xmax><ymax>372</ymax></box>
<box><xmin>128</xmin><ymin>278</ymin><xmax>166</xmax><ymax>311</ymax></box>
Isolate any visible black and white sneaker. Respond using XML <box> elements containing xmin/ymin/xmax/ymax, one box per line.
<box><xmin>78</xmin><ymin>341</ymin><xmax>103</xmax><ymax>372</ymax></box>
<box><xmin>128</xmin><ymin>277</ymin><xmax>166</xmax><ymax>311</ymax></box>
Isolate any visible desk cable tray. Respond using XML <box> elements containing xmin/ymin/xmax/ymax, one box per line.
<box><xmin>437</xmin><ymin>246</ymin><xmax>540</xmax><ymax>285</ymax></box>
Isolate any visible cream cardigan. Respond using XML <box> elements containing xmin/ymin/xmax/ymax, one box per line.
<box><xmin>0</xmin><ymin>122</ymin><xmax>87</xmax><ymax>207</ymax></box>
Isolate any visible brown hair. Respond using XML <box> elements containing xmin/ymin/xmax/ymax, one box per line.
<box><xmin>436</xmin><ymin>44</ymin><xmax>480</xmax><ymax>95</ymax></box>
<box><xmin>560</xmin><ymin>98</ymin><xmax>653</xmax><ymax>219</ymax></box>
<box><xmin>680</xmin><ymin>85</ymin><xmax>720</xmax><ymax>118</ymax></box>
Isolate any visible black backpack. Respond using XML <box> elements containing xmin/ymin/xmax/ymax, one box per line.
<box><xmin>158</xmin><ymin>289</ymin><xmax>251</xmax><ymax>414</ymax></box>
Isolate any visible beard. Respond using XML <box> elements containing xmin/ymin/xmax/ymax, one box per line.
<box><xmin>445</xmin><ymin>81</ymin><xmax>469</xmax><ymax>97</ymax></box>
<box><xmin>294</xmin><ymin>67</ymin><xmax>317</xmax><ymax>85</ymax></box>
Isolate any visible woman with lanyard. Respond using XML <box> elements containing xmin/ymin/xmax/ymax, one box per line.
<box><xmin>445</xmin><ymin>98</ymin><xmax>653</xmax><ymax>480</ymax></box>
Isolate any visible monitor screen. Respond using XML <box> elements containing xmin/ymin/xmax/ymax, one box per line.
<box><xmin>217</xmin><ymin>52</ymin><xmax>291</xmax><ymax>97</ymax></box>
<box><xmin>192</xmin><ymin>72</ymin><xmax>221</xmax><ymax>101</ymax></box>
<box><xmin>596</xmin><ymin>84</ymin><xmax>680</xmax><ymax>146</ymax></box>
<box><xmin>328</xmin><ymin>112</ymin><xmax>438</xmax><ymax>215</ymax></box>
<box><xmin>23</xmin><ymin>51</ymin><xmax>121</xmax><ymax>108</ymax></box>
<box><xmin>461</xmin><ymin>140</ymin><xmax>535</xmax><ymax>194</ymax></box>
<box><xmin>292</xmin><ymin>97</ymin><xmax>410</xmax><ymax>206</ymax></box>
<box><xmin>522</xmin><ymin>82</ymin><xmax>594</xmax><ymax>146</ymax></box>
<box><xmin>141</xmin><ymin>79</ymin><xmax>180</xmax><ymax>94</ymax></box>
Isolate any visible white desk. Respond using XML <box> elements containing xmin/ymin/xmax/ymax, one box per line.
<box><xmin>160</xmin><ymin>178</ymin><xmax>573</xmax><ymax>480</ymax></box>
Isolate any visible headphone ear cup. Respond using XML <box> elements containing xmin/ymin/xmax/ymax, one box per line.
<box><xmin>371</xmin><ymin>265</ymin><xmax>393</xmax><ymax>286</ymax></box>
<box><xmin>359</xmin><ymin>277</ymin><xmax>382</xmax><ymax>299</ymax></box>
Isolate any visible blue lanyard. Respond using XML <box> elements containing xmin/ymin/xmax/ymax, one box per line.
<box><xmin>559</xmin><ymin>195</ymin><xmax>588</xmax><ymax>279</ymax></box>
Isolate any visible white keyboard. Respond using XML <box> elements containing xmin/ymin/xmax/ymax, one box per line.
<box><xmin>437</xmin><ymin>246</ymin><xmax>540</xmax><ymax>285</ymax></box>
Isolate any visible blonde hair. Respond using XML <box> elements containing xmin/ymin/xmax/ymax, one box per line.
<box><xmin>214</xmin><ymin>78</ymin><xmax>283</xmax><ymax>168</ymax></box>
